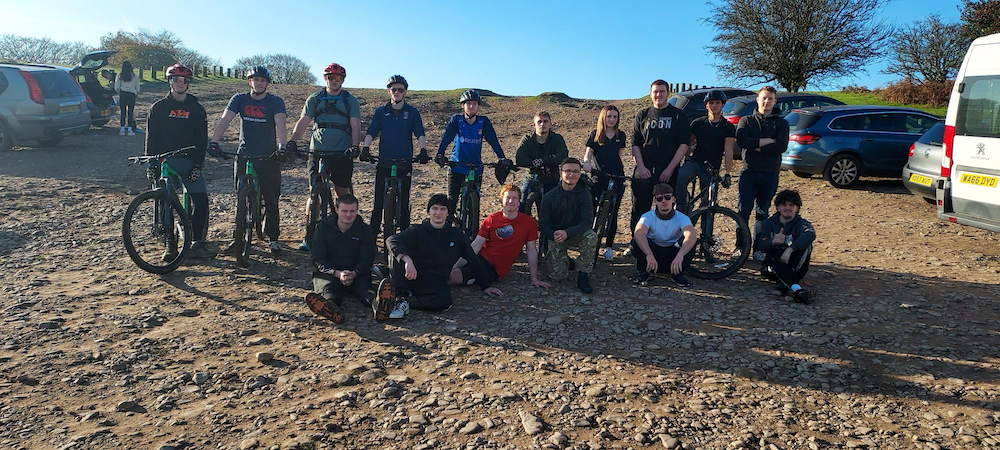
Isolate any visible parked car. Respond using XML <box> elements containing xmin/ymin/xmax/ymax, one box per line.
<box><xmin>667</xmin><ymin>87</ymin><xmax>755</xmax><ymax>121</ymax></box>
<box><xmin>66</xmin><ymin>50</ymin><xmax>118</xmax><ymax>127</ymax></box>
<box><xmin>0</xmin><ymin>62</ymin><xmax>91</xmax><ymax>151</ymax></box>
<box><xmin>722</xmin><ymin>92</ymin><xmax>844</xmax><ymax>123</ymax></box>
<box><xmin>902</xmin><ymin>121</ymin><xmax>945</xmax><ymax>203</ymax></box>
<box><xmin>781</xmin><ymin>105</ymin><xmax>940</xmax><ymax>188</ymax></box>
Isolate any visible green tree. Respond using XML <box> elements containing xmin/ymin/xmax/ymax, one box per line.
<box><xmin>959</xmin><ymin>0</ymin><xmax>1000</xmax><ymax>41</ymax></box>
<box><xmin>885</xmin><ymin>15</ymin><xmax>968</xmax><ymax>83</ymax></box>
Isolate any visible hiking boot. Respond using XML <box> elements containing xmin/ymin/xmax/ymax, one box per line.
<box><xmin>389</xmin><ymin>298</ymin><xmax>410</xmax><ymax>319</ymax></box>
<box><xmin>671</xmin><ymin>273</ymin><xmax>691</xmax><ymax>287</ymax></box>
<box><xmin>221</xmin><ymin>240</ymin><xmax>238</xmax><ymax>255</ymax></box>
<box><xmin>188</xmin><ymin>241</ymin><xmax>217</xmax><ymax>259</ymax></box>
<box><xmin>577</xmin><ymin>272</ymin><xmax>593</xmax><ymax>294</ymax></box>
<box><xmin>632</xmin><ymin>271</ymin><xmax>650</xmax><ymax>286</ymax></box>
<box><xmin>793</xmin><ymin>289</ymin><xmax>814</xmax><ymax>305</ymax></box>
<box><xmin>374</xmin><ymin>278</ymin><xmax>394</xmax><ymax>321</ymax></box>
<box><xmin>602</xmin><ymin>247</ymin><xmax>613</xmax><ymax>261</ymax></box>
<box><xmin>297</xmin><ymin>240</ymin><xmax>310</xmax><ymax>252</ymax></box>
<box><xmin>269</xmin><ymin>241</ymin><xmax>283</xmax><ymax>255</ymax></box>
<box><xmin>305</xmin><ymin>292</ymin><xmax>343</xmax><ymax>323</ymax></box>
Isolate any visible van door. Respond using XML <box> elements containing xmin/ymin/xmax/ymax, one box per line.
<box><xmin>950</xmin><ymin>68</ymin><xmax>1000</xmax><ymax>222</ymax></box>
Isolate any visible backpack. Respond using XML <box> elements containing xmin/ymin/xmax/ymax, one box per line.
<box><xmin>312</xmin><ymin>88</ymin><xmax>353</xmax><ymax>133</ymax></box>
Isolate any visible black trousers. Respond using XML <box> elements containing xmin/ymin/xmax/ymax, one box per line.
<box><xmin>387</xmin><ymin>247</ymin><xmax>453</xmax><ymax>312</ymax></box>
<box><xmin>591</xmin><ymin>174</ymin><xmax>626</xmax><ymax>247</ymax></box>
<box><xmin>629</xmin><ymin>165</ymin><xmax>675</xmax><ymax>234</ymax></box>
<box><xmin>631</xmin><ymin>239</ymin><xmax>693</xmax><ymax>275</ymax></box>
<box><xmin>371</xmin><ymin>164</ymin><xmax>413</xmax><ymax>235</ymax></box>
<box><xmin>761</xmin><ymin>249</ymin><xmax>811</xmax><ymax>289</ymax></box>
<box><xmin>119</xmin><ymin>91</ymin><xmax>136</xmax><ymax>128</ymax></box>
<box><xmin>234</xmin><ymin>157</ymin><xmax>281</xmax><ymax>241</ymax></box>
<box><xmin>189</xmin><ymin>192</ymin><xmax>209</xmax><ymax>241</ymax></box>
<box><xmin>448</xmin><ymin>171</ymin><xmax>482</xmax><ymax>217</ymax></box>
<box><xmin>312</xmin><ymin>270</ymin><xmax>372</xmax><ymax>307</ymax></box>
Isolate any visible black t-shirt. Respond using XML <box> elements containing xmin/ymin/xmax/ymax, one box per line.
<box><xmin>689</xmin><ymin>116</ymin><xmax>736</xmax><ymax>170</ymax></box>
<box><xmin>586</xmin><ymin>129</ymin><xmax>627</xmax><ymax>176</ymax></box>
<box><xmin>631</xmin><ymin>105</ymin><xmax>690</xmax><ymax>169</ymax></box>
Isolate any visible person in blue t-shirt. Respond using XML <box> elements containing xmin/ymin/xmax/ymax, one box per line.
<box><xmin>360</xmin><ymin>75</ymin><xmax>429</xmax><ymax>237</ymax></box>
<box><xmin>630</xmin><ymin>183</ymin><xmax>696</xmax><ymax>287</ymax></box>
<box><xmin>208</xmin><ymin>66</ymin><xmax>288</xmax><ymax>255</ymax></box>
<box><xmin>434</xmin><ymin>90</ymin><xmax>508</xmax><ymax>215</ymax></box>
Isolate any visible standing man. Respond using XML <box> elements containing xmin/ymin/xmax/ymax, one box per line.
<box><xmin>145</xmin><ymin>64</ymin><xmax>214</xmax><ymax>259</ymax></box>
<box><xmin>305</xmin><ymin>194</ymin><xmax>377</xmax><ymax>323</ymax></box>
<box><xmin>360</xmin><ymin>75</ymin><xmax>429</xmax><ymax>237</ymax></box>
<box><xmin>631</xmin><ymin>183</ymin><xmax>696</xmax><ymax>287</ymax></box>
<box><xmin>382</xmin><ymin>194</ymin><xmax>503</xmax><ymax>320</ymax></box>
<box><xmin>630</xmin><ymin>80</ymin><xmax>690</xmax><ymax>234</ymax></box>
<box><xmin>539</xmin><ymin>158</ymin><xmax>598</xmax><ymax>293</ymax></box>
<box><xmin>208</xmin><ymin>66</ymin><xmax>288</xmax><ymax>254</ymax></box>
<box><xmin>289</xmin><ymin>63</ymin><xmax>362</xmax><ymax>251</ymax></box>
<box><xmin>755</xmin><ymin>190</ymin><xmax>815</xmax><ymax>304</ymax></box>
<box><xmin>514</xmin><ymin>111</ymin><xmax>568</xmax><ymax>213</ymax></box>
<box><xmin>450</xmin><ymin>184</ymin><xmax>550</xmax><ymax>289</ymax></box>
<box><xmin>435</xmin><ymin>89</ymin><xmax>508</xmax><ymax>215</ymax></box>
<box><xmin>675</xmin><ymin>90</ymin><xmax>736</xmax><ymax>215</ymax></box>
<box><xmin>736</xmin><ymin>86</ymin><xmax>788</xmax><ymax>257</ymax></box>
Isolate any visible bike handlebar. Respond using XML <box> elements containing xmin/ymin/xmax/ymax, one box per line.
<box><xmin>364</xmin><ymin>155</ymin><xmax>420</xmax><ymax>165</ymax></box>
<box><xmin>217</xmin><ymin>150</ymin><xmax>283</xmax><ymax>161</ymax></box>
<box><xmin>589</xmin><ymin>168</ymin><xmax>637</xmax><ymax>181</ymax></box>
<box><xmin>127</xmin><ymin>146</ymin><xmax>195</xmax><ymax>164</ymax></box>
<box><xmin>443</xmin><ymin>160</ymin><xmax>520</xmax><ymax>171</ymax></box>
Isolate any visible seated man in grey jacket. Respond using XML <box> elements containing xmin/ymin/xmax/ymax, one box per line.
<box><xmin>539</xmin><ymin>157</ymin><xmax>598</xmax><ymax>293</ymax></box>
<box><xmin>305</xmin><ymin>194</ymin><xmax>376</xmax><ymax>323</ymax></box>
<box><xmin>755</xmin><ymin>189</ymin><xmax>816</xmax><ymax>304</ymax></box>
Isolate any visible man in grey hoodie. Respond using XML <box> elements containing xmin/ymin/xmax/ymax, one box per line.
<box><xmin>539</xmin><ymin>157</ymin><xmax>598</xmax><ymax>293</ymax></box>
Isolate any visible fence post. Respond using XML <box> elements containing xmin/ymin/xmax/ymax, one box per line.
<box><xmin>151</xmin><ymin>66</ymin><xmax>157</xmax><ymax>80</ymax></box>
<box><xmin>138</xmin><ymin>67</ymin><xmax>144</xmax><ymax>80</ymax></box>
<box><xmin>202</xmin><ymin>66</ymin><xmax>207</xmax><ymax>77</ymax></box>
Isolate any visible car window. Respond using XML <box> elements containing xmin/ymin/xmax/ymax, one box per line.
<box><xmin>786</xmin><ymin>111</ymin><xmax>823</xmax><ymax>131</ymax></box>
<box><xmin>904</xmin><ymin>114</ymin><xmax>937</xmax><ymax>134</ymax></box>
<box><xmin>917</xmin><ymin>122</ymin><xmax>946</xmax><ymax>145</ymax></box>
<box><xmin>829</xmin><ymin>115</ymin><xmax>863</xmax><ymax>130</ymax></box>
<box><xmin>32</xmin><ymin>71</ymin><xmax>81</xmax><ymax>99</ymax></box>
<box><xmin>813</xmin><ymin>100</ymin><xmax>839</xmax><ymax>108</ymax></box>
<box><xmin>955</xmin><ymin>75</ymin><xmax>1000</xmax><ymax>138</ymax></box>
<box><xmin>862</xmin><ymin>113</ymin><xmax>905</xmax><ymax>132</ymax></box>
<box><xmin>0</xmin><ymin>72</ymin><xmax>8</xmax><ymax>95</ymax></box>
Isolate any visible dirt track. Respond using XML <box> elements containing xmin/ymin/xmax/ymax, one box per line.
<box><xmin>0</xmin><ymin>81</ymin><xmax>998</xmax><ymax>449</ymax></box>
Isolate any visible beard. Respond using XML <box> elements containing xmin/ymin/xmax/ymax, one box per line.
<box><xmin>655</xmin><ymin>207</ymin><xmax>675</xmax><ymax>220</ymax></box>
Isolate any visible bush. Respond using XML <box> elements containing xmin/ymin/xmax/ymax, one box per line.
<box><xmin>878</xmin><ymin>79</ymin><xmax>953</xmax><ymax>107</ymax></box>
<box><xmin>840</xmin><ymin>84</ymin><xmax>872</xmax><ymax>94</ymax></box>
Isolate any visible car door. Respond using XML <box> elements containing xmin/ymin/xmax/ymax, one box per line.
<box><xmin>858</xmin><ymin>113</ymin><xmax>915</xmax><ymax>176</ymax></box>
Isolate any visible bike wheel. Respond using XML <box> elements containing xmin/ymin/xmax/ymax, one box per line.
<box><xmin>235</xmin><ymin>183</ymin><xmax>255</xmax><ymax>268</ymax></box>
<box><xmin>685</xmin><ymin>206</ymin><xmax>751</xmax><ymax>280</ymax></box>
<box><xmin>122</xmin><ymin>189</ymin><xmax>192</xmax><ymax>274</ymax></box>
<box><xmin>462</xmin><ymin>189</ymin><xmax>480</xmax><ymax>239</ymax></box>
<box><xmin>525</xmin><ymin>192</ymin><xmax>542</xmax><ymax>219</ymax></box>
<box><xmin>593</xmin><ymin>194</ymin><xmax>612</xmax><ymax>261</ymax></box>
<box><xmin>383</xmin><ymin>186</ymin><xmax>398</xmax><ymax>238</ymax></box>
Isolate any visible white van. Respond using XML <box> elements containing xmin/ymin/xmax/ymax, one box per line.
<box><xmin>937</xmin><ymin>32</ymin><xmax>1000</xmax><ymax>232</ymax></box>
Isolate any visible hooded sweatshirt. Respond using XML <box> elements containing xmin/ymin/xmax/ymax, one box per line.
<box><xmin>539</xmin><ymin>181</ymin><xmax>594</xmax><ymax>241</ymax></box>
<box><xmin>386</xmin><ymin>220</ymin><xmax>492</xmax><ymax>290</ymax></box>
<box><xmin>755</xmin><ymin>212</ymin><xmax>815</xmax><ymax>254</ymax></box>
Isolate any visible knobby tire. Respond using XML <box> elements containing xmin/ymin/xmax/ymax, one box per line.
<box><xmin>685</xmin><ymin>206</ymin><xmax>751</xmax><ymax>280</ymax></box>
<box><xmin>122</xmin><ymin>189</ymin><xmax>192</xmax><ymax>274</ymax></box>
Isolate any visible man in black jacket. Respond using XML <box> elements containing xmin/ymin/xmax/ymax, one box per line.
<box><xmin>539</xmin><ymin>158</ymin><xmax>598</xmax><ymax>293</ymax></box>
<box><xmin>755</xmin><ymin>190</ymin><xmax>816</xmax><ymax>304</ymax></box>
<box><xmin>382</xmin><ymin>194</ymin><xmax>503</xmax><ymax>320</ymax></box>
<box><xmin>306</xmin><ymin>194</ymin><xmax>376</xmax><ymax>323</ymax></box>
<box><xmin>515</xmin><ymin>111</ymin><xmax>569</xmax><ymax>212</ymax></box>
<box><xmin>736</xmin><ymin>86</ymin><xmax>789</xmax><ymax>257</ymax></box>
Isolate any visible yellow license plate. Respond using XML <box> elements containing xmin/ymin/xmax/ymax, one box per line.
<box><xmin>60</xmin><ymin>105</ymin><xmax>78</xmax><ymax>113</ymax></box>
<box><xmin>960</xmin><ymin>173</ymin><xmax>999</xmax><ymax>187</ymax></box>
<box><xmin>908</xmin><ymin>173</ymin><xmax>933</xmax><ymax>187</ymax></box>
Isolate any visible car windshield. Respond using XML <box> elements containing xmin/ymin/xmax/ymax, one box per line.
<box><xmin>667</xmin><ymin>95</ymin><xmax>687</xmax><ymax>109</ymax></box>
<box><xmin>33</xmin><ymin>71</ymin><xmax>82</xmax><ymax>99</ymax></box>
<box><xmin>785</xmin><ymin>111</ymin><xmax>823</xmax><ymax>131</ymax></box>
<box><xmin>918</xmin><ymin>122</ymin><xmax>946</xmax><ymax>145</ymax></box>
<box><xmin>722</xmin><ymin>100</ymin><xmax>747</xmax><ymax>115</ymax></box>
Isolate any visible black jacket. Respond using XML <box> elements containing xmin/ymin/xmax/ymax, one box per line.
<box><xmin>514</xmin><ymin>132</ymin><xmax>568</xmax><ymax>183</ymax></box>
<box><xmin>146</xmin><ymin>93</ymin><xmax>208</xmax><ymax>166</ymax></box>
<box><xmin>736</xmin><ymin>111</ymin><xmax>789</xmax><ymax>172</ymax></box>
<box><xmin>386</xmin><ymin>220</ymin><xmax>491</xmax><ymax>290</ymax></box>
<box><xmin>311</xmin><ymin>217</ymin><xmax>375</xmax><ymax>274</ymax></box>
<box><xmin>539</xmin><ymin>181</ymin><xmax>594</xmax><ymax>241</ymax></box>
<box><xmin>755</xmin><ymin>213</ymin><xmax>815</xmax><ymax>254</ymax></box>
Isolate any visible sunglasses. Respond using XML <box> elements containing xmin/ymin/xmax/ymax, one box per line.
<box><xmin>389</xmin><ymin>87</ymin><xmax>406</xmax><ymax>93</ymax></box>
<box><xmin>169</xmin><ymin>77</ymin><xmax>192</xmax><ymax>84</ymax></box>
<box><xmin>654</xmin><ymin>194</ymin><xmax>674</xmax><ymax>202</ymax></box>
<box><xmin>326</xmin><ymin>75</ymin><xmax>344</xmax><ymax>82</ymax></box>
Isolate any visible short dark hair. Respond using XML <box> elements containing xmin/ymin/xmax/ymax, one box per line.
<box><xmin>650</xmin><ymin>79</ymin><xmax>668</xmax><ymax>89</ymax></box>
<box><xmin>534</xmin><ymin>111</ymin><xmax>551</xmax><ymax>121</ymax></box>
<box><xmin>560</xmin><ymin>157</ymin><xmax>583</xmax><ymax>170</ymax></box>
<box><xmin>652</xmin><ymin>183</ymin><xmax>674</xmax><ymax>196</ymax></box>
<box><xmin>759</xmin><ymin>85</ymin><xmax>777</xmax><ymax>95</ymax></box>
<box><xmin>773</xmin><ymin>189</ymin><xmax>802</xmax><ymax>207</ymax></box>
<box><xmin>335</xmin><ymin>193</ymin><xmax>359</xmax><ymax>208</ymax></box>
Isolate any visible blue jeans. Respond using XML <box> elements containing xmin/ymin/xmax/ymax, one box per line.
<box><xmin>737</xmin><ymin>170</ymin><xmax>779</xmax><ymax>250</ymax></box>
<box><xmin>675</xmin><ymin>161</ymin><xmax>712</xmax><ymax>216</ymax></box>
<box><xmin>519</xmin><ymin>174</ymin><xmax>558</xmax><ymax>213</ymax></box>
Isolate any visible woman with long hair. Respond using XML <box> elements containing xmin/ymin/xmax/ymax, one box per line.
<box><xmin>582</xmin><ymin>105</ymin><xmax>628</xmax><ymax>260</ymax></box>
<box><xmin>114</xmin><ymin>60</ymin><xmax>141</xmax><ymax>135</ymax></box>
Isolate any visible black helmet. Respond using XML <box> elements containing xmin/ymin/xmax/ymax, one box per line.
<box><xmin>386</xmin><ymin>75</ymin><xmax>408</xmax><ymax>89</ymax></box>
<box><xmin>246</xmin><ymin>66</ymin><xmax>272</xmax><ymax>82</ymax></box>
<box><xmin>459</xmin><ymin>89</ymin><xmax>482</xmax><ymax>104</ymax></box>
<box><xmin>704</xmin><ymin>89</ymin><xmax>728</xmax><ymax>103</ymax></box>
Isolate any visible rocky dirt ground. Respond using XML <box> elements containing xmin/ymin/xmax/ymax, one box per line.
<box><xmin>0</xmin><ymin>80</ymin><xmax>998</xmax><ymax>450</ymax></box>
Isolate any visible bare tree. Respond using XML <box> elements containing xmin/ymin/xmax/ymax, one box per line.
<box><xmin>704</xmin><ymin>0</ymin><xmax>894</xmax><ymax>92</ymax></box>
<box><xmin>885</xmin><ymin>15</ymin><xmax>967</xmax><ymax>83</ymax></box>
<box><xmin>0</xmin><ymin>34</ymin><xmax>92</xmax><ymax>66</ymax></box>
<box><xmin>99</xmin><ymin>29</ymin><xmax>218</xmax><ymax>69</ymax></box>
<box><xmin>234</xmin><ymin>54</ymin><xmax>317</xmax><ymax>85</ymax></box>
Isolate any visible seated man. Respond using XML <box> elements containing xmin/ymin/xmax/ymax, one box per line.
<box><xmin>631</xmin><ymin>183</ymin><xmax>696</xmax><ymax>287</ymax></box>
<box><xmin>539</xmin><ymin>157</ymin><xmax>598</xmax><ymax>293</ymax></box>
<box><xmin>450</xmin><ymin>184</ymin><xmax>551</xmax><ymax>288</ymax></box>
<box><xmin>305</xmin><ymin>194</ymin><xmax>376</xmax><ymax>323</ymax></box>
<box><xmin>380</xmin><ymin>194</ymin><xmax>503</xmax><ymax>320</ymax></box>
<box><xmin>755</xmin><ymin>189</ymin><xmax>816</xmax><ymax>304</ymax></box>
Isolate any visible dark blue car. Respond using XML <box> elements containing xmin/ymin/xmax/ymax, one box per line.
<box><xmin>781</xmin><ymin>105</ymin><xmax>939</xmax><ymax>188</ymax></box>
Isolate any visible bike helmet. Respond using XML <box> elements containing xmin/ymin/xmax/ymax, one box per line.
<box><xmin>386</xmin><ymin>75</ymin><xmax>408</xmax><ymax>89</ymax></box>
<box><xmin>246</xmin><ymin>66</ymin><xmax>272</xmax><ymax>82</ymax></box>
<box><xmin>704</xmin><ymin>89</ymin><xmax>728</xmax><ymax>103</ymax></box>
<box><xmin>165</xmin><ymin>64</ymin><xmax>193</xmax><ymax>78</ymax></box>
<box><xmin>459</xmin><ymin>89</ymin><xmax>482</xmax><ymax>104</ymax></box>
<box><xmin>323</xmin><ymin>63</ymin><xmax>346</xmax><ymax>78</ymax></box>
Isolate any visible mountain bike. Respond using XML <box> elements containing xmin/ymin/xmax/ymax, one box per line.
<box><xmin>681</xmin><ymin>163</ymin><xmax>750</xmax><ymax>279</ymax></box>
<box><xmin>589</xmin><ymin>168</ymin><xmax>634</xmax><ymax>263</ymax></box>
<box><xmin>219</xmin><ymin>151</ymin><xmax>275</xmax><ymax>268</ymax></box>
<box><xmin>122</xmin><ymin>146</ymin><xmax>196</xmax><ymax>274</ymax></box>
<box><xmin>295</xmin><ymin>149</ymin><xmax>340</xmax><ymax>251</ymax></box>
<box><xmin>361</xmin><ymin>154</ymin><xmax>421</xmax><ymax>240</ymax></box>
<box><xmin>443</xmin><ymin>160</ymin><xmax>514</xmax><ymax>239</ymax></box>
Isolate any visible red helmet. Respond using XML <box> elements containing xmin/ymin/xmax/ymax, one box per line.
<box><xmin>323</xmin><ymin>63</ymin><xmax>346</xmax><ymax>78</ymax></box>
<box><xmin>166</xmin><ymin>64</ymin><xmax>193</xmax><ymax>78</ymax></box>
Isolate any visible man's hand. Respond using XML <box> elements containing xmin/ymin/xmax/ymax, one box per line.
<box><xmin>484</xmin><ymin>287</ymin><xmax>503</xmax><ymax>296</ymax></box>
<box><xmin>780</xmin><ymin>247</ymin><xmax>793</xmax><ymax>264</ymax></box>
<box><xmin>286</xmin><ymin>140</ymin><xmax>297</xmax><ymax>155</ymax></box>
<box><xmin>359</xmin><ymin>146</ymin><xmax>373</xmax><ymax>162</ymax></box>
<box><xmin>658</xmin><ymin>167</ymin><xmax>673</xmax><ymax>183</ymax></box>
<box><xmin>772</xmin><ymin>230</ymin><xmax>786</xmax><ymax>245</ymax></box>
<box><xmin>670</xmin><ymin>255</ymin><xmax>684</xmax><ymax>275</ymax></box>
<box><xmin>759</xmin><ymin>138</ymin><xmax>776</xmax><ymax>147</ymax></box>
<box><xmin>531</xmin><ymin>278</ymin><xmax>551</xmax><ymax>288</ymax></box>
<box><xmin>208</xmin><ymin>142</ymin><xmax>222</xmax><ymax>158</ymax></box>
<box><xmin>416</xmin><ymin>148</ymin><xmax>431</xmax><ymax>164</ymax></box>
<box><xmin>553</xmin><ymin>230</ymin><xmax>568</xmax><ymax>243</ymax></box>
<box><xmin>403</xmin><ymin>256</ymin><xmax>417</xmax><ymax>280</ymax></box>
<box><xmin>721</xmin><ymin>173</ymin><xmax>731</xmax><ymax>189</ymax></box>
<box><xmin>339</xmin><ymin>270</ymin><xmax>357</xmax><ymax>286</ymax></box>
<box><xmin>434</xmin><ymin>152</ymin><xmax>447</xmax><ymax>167</ymax></box>
<box><xmin>275</xmin><ymin>146</ymin><xmax>287</xmax><ymax>163</ymax></box>
<box><xmin>186</xmin><ymin>165</ymin><xmax>201</xmax><ymax>182</ymax></box>
<box><xmin>635</xmin><ymin>165</ymin><xmax>651</xmax><ymax>179</ymax></box>
<box><xmin>532</xmin><ymin>158</ymin><xmax>543</xmax><ymax>168</ymax></box>
<box><xmin>345</xmin><ymin>145</ymin><xmax>361</xmax><ymax>159</ymax></box>
<box><xmin>645</xmin><ymin>253</ymin><xmax>658</xmax><ymax>273</ymax></box>
<box><xmin>582</xmin><ymin>160</ymin><xmax>592</xmax><ymax>173</ymax></box>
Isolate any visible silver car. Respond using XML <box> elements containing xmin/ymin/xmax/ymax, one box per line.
<box><xmin>0</xmin><ymin>62</ymin><xmax>92</xmax><ymax>151</ymax></box>
<box><xmin>902</xmin><ymin>122</ymin><xmax>945</xmax><ymax>203</ymax></box>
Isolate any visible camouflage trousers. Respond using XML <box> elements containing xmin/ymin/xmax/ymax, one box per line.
<box><xmin>545</xmin><ymin>229</ymin><xmax>598</xmax><ymax>281</ymax></box>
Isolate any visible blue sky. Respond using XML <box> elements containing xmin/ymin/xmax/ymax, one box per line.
<box><xmin>2</xmin><ymin>0</ymin><xmax>964</xmax><ymax>99</ymax></box>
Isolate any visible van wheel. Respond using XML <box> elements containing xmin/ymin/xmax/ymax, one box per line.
<box><xmin>36</xmin><ymin>136</ymin><xmax>64</xmax><ymax>147</ymax></box>
<box><xmin>792</xmin><ymin>171</ymin><xmax>813</xmax><ymax>178</ymax></box>
<box><xmin>0</xmin><ymin>121</ymin><xmax>13</xmax><ymax>151</ymax></box>
<box><xmin>824</xmin><ymin>154</ymin><xmax>860</xmax><ymax>188</ymax></box>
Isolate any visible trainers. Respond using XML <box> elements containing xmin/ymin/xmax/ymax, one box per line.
<box><xmin>269</xmin><ymin>241</ymin><xmax>282</xmax><ymax>254</ymax></box>
<box><xmin>374</xmin><ymin>278</ymin><xmax>394</xmax><ymax>321</ymax></box>
<box><xmin>221</xmin><ymin>240</ymin><xmax>238</xmax><ymax>255</ymax></box>
<box><xmin>127</xmin><ymin>128</ymin><xmax>135</xmax><ymax>136</ymax></box>
<box><xmin>297</xmin><ymin>240</ymin><xmax>310</xmax><ymax>252</ymax></box>
<box><xmin>753</xmin><ymin>251</ymin><xmax>766</xmax><ymax>262</ymax></box>
<box><xmin>371</xmin><ymin>264</ymin><xmax>389</xmax><ymax>280</ymax></box>
<box><xmin>119</xmin><ymin>127</ymin><xmax>126</xmax><ymax>136</ymax></box>
<box><xmin>188</xmin><ymin>241</ymin><xmax>217</xmax><ymax>259</ymax></box>
<box><xmin>602</xmin><ymin>247</ymin><xmax>613</xmax><ymax>261</ymax></box>
<box><xmin>632</xmin><ymin>271</ymin><xmax>650</xmax><ymax>285</ymax></box>
<box><xmin>305</xmin><ymin>293</ymin><xmax>343</xmax><ymax>323</ymax></box>
<box><xmin>132</xmin><ymin>127</ymin><xmax>142</xmax><ymax>133</ymax></box>
<box><xmin>622</xmin><ymin>246</ymin><xmax>632</xmax><ymax>257</ymax></box>
<box><xmin>161</xmin><ymin>247</ymin><xmax>179</xmax><ymax>262</ymax></box>
<box><xmin>388</xmin><ymin>298</ymin><xmax>409</xmax><ymax>319</ymax></box>
<box><xmin>671</xmin><ymin>274</ymin><xmax>691</xmax><ymax>287</ymax></box>
<box><xmin>793</xmin><ymin>289</ymin><xmax>814</xmax><ymax>304</ymax></box>
<box><xmin>577</xmin><ymin>272</ymin><xmax>593</xmax><ymax>294</ymax></box>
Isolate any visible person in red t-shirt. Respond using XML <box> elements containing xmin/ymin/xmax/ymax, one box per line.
<box><xmin>450</xmin><ymin>184</ymin><xmax>551</xmax><ymax>288</ymax></box>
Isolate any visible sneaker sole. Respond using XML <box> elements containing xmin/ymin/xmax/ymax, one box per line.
<box><xmin>305</xmin><ymin>293</ymin><xmax>343</xmax><ymax>323</ymax></box>
<box><xmin>374</xmin><ymin>279</ymin><xmax>393</xmax><ymax>321</ymax></box>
